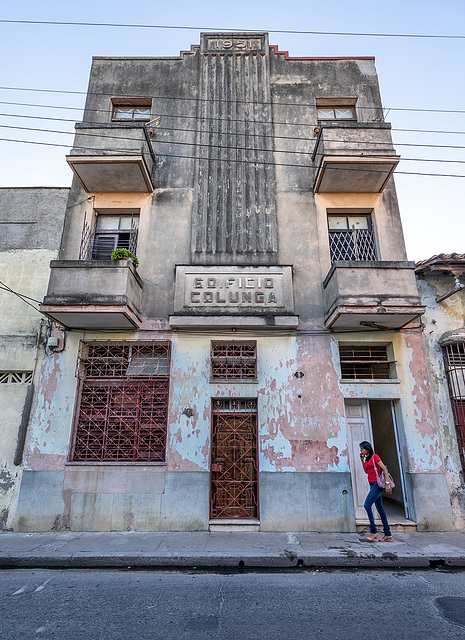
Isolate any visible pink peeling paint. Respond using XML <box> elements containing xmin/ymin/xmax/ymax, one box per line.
<box><xmin>404</xmin><ymin>332</ymin><xmax>443</xmax><ymax>472</ymax></box>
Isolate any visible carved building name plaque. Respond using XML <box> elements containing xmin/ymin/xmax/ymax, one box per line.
<box><xmin>174</xmin><ymin>266</ymin><xmax>294</xmax><ymax>315</ymax></box>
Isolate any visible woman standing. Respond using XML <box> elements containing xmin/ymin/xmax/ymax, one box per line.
<box><xmin>359</xmin><ymin>441</ymin><xmax>393</xmax><ymax>542</ymax></box>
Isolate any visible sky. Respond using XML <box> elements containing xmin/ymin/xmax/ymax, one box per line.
<box><xmin>0</xmin><ymin>0</ymin><xmax>464</xmax><ymax>262</ymax></box>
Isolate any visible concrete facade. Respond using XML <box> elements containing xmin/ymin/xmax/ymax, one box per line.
<box><xmin>9</xmin><ymin>34</ymin><xmax>459</xmax><ymax>532</ymax></box>
<box><xmin>0</xmin><ymin>187</ymin><xmax>69</xmax><ymax>529</ymax></box>
<box><xmin>415</xmin><ymin>254</ymin><xmax>465</xmax><ymax>530</ymax></box>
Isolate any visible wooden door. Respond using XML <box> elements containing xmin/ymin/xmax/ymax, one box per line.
<box><xmin>345</xmin><ymin>399</ymin><xmax>373</xmax><ymax>519</ymax></box>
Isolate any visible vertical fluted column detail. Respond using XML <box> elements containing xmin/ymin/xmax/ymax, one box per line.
<box><xmin>192</xmin><ymin>41</ymin><xmax>276</xmax><ymax>265</ymax></box>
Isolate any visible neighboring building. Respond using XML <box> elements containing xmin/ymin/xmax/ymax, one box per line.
<box><xmin>11</xmin><ymin>33</ymin><xmax>457</xmax><ymax>532</ymax></box>
<box><xmin>415</xmin><ymin>254</ymin><xmax>465</xmax><ymax>529</ymax></box>
<box><xmin>0</xmin><ymin>187</ymin><xmax>69</xmax><ymax>529</ymax></box>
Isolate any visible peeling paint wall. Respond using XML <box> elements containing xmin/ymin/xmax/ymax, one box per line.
<box><xmin>0</xmin><ymin>188</ymin><xmax>69</xmax><ymax>529</ymax></box>
<box><xmin>417</xmin><ymin>274</ymin><xmax>465</xmax><ymax>529</ymax></box>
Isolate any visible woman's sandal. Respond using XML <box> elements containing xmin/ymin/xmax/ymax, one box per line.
<box><xmin>380</xmin><ymin>535</ymin><xmax>393</xmax><ymax>542</ymax></box>
<box><xmin>364</xmin><ymin>533</ymin><xmax>379</xmax><ymax>542</ymax></box>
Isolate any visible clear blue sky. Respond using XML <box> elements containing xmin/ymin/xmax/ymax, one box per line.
<box><xmin>1</xmin><ymin>0</ymin><xmax>464</xmax><ymax>261</ymax></box>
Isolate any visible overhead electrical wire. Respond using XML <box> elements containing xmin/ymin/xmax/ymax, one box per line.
<box><xmin>1</xmin><ymin>123</ymin><xmax>465</xmax><ymax>166</ymax></box>
<box><xmin>1</xmin><ymin>19</ymin><xmax>464</xmax><ymax>40</ymax></box>
<box><xmin>1</xmin><ymin>108</ymin><xmax>465</xmax><ymax>151</ymax></box>
<box><xmin>1</xmin><ymin>136</ymin><xmax>464</xmax><ymax>179</ymax></box>
<box><xmin>1</xmin><ymin>85</ymin><xmax>465</xmax><ymax>115</ymax></box>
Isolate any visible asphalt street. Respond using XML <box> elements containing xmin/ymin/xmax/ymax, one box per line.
<box><xmin>0</xmin><ymin>568</ymin><xmax>464</xmax><ymax>639</ymax></box>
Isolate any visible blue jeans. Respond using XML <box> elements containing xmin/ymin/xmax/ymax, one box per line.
<box><xmin>364</xmin><ymin>481</ymin><xmax>391</xmax><ymax>536</ymax></box>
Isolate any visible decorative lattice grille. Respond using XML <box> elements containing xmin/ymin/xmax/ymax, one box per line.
<box><xmin>210</xmin><ymin>398</ymin><xmax>258</xmax><ymax>519</ymax></box>
<box><xmin>443</xmin><ymin>342</ymin><xmax>465</xmax><ymax>473</ymax></box>
<box><xmin>72</xmin><ymin>341</ymin><xmax>170</xmax><ymax>462</ymax></box>
<box><xmin>0</xmin><ymin>371</ymin><xmax>33</xmax><ymax>384</ymax></box>
<box><xmin>211</xmin><ymin>341</ymin><xmax>257</xmax><ymax>380</ymax></box>
<box><xmin>339</xmin><ymin>345</ymin><xmax>393</xmax><ymax>380</ymax></box>
<box><xmin>329</xmin><ymin>229</ymin><xmax>377</xmax><ymax>262</ymax></box>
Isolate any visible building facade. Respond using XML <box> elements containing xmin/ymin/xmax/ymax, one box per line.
<box><xmin>415</xmin><ymin>254</ymin><xmax>465</xmax><ymax>529</ymax></box>
<box><xmin>11</xmin><ymin>33</ymin><xmax>458</xmax><ymax>531</ymax></box>
<box><xmin>0</xmin><ymin>187</ymin><xmax>69</xmax><ymax>529</ymax></box>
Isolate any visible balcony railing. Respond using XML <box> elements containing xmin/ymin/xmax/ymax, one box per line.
<box><xmin>40</xmin><ymin>259</ymin><xmax>143</xmax><ymax>330</ymax></box>
<box><xmin>323</xmin><ymin>261</ymin><xmax>425</xmax><ymax>330</ymax></box>
<box><xmin>66</xmin><ymin>124</ymin><xmax>155</xmax><ymax>193</ymax></box>
<box><xmin>312</xmin><ymin>123</ymin><xmax>400</xmax><ymax>193</ymax></box>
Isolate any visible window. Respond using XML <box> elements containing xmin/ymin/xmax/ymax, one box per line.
<box><xmin>112</xmin><ymin>104</ymin><xmax>151</xmax><ymax>121</ymax></box>
<box><xmin>211</xmin><ymin>341</ymin><xmax>257</xmax><ymax>380</ymax></box>
<box><xmin>339</xmin><ymin>345</ymin><xmax>394</xmax><ymax>380</ymax></box>
<box><xmin>71</xmin><ymin>341</ymin><xmax>170</xmax><ymax>462</ymax></box>
<box><xmin>91</xmin><ymin>214</ymin><xmax>139</xmax><ymax>260</ymax></box>
<box><xmin>328</xmin><ymin>213</ymin><xmax>377</xmax><ymax>262</ymax></box>
<box><xmin>443</xmin><ymin>342</ymin><xmax>465</xmax><ymax>474</ymax></box>
<box><xmin>317</xmin><ymin>105</ymin><xmax>356</xmax><ymax>121</ymax></box>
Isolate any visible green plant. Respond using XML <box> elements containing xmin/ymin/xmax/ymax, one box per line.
<box><xmin>111</xmin><ymin>248</ymin><xmax>139</xmax><ymax>269</ymax></box>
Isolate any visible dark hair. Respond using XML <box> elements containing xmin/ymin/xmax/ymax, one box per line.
<box><xmin>359</xmin><ymin>441</ymin><xmax>374</xmax><ymax>461</ymax></box>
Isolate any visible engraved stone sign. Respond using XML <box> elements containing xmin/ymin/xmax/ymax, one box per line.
<box><xmin>174</xmin><ymin>266</ymin><xmax>294</xmax><ymax>315</ymax></box>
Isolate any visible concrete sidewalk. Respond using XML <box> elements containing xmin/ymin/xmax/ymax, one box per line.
<box><xmin>1</xmin><ymin>530</ymin><xmax>465</xmax><ymax>569</ymax></box>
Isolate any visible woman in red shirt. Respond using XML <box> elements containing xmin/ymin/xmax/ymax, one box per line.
<box><xmin>359</xmin><ymin>441</ymin><xmax>393</xmax><ymax>542</ymax></box>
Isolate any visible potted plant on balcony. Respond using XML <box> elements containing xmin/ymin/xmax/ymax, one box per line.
<box><xmin>111</xmin><ymin>248</ymin><xmax>139</xmax><ymax>269</ymax></box>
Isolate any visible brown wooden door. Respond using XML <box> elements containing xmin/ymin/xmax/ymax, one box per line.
<box><xmin>210</xmin><ymin>399</ymin><xmax>258</xmax><ymax>519</ymax></box>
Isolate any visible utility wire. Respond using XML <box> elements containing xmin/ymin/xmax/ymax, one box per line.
<box><xmin>2</xmin><ymin>110</ymin><xmax>465</xmax><ymax>151</ymax></box>
<box><xmin>1</xmin><ymin>136</ymin><xmax>464</xmax><ymax>178</ymax></box>
<box><xmin>0</xmin><ymin>280</ymin><xmax>42</xmax><ymax>314</ymax></box>
<box><xmin>2</xmin><ymin>123</ymin><xmax>465</xmax><ymax>163</ymax></box>
<box><xmin>1</xmin><ymin>85</ymin><xmax>465</xmax><ymax>115</ymax></box>
<box><xmin>0</xmin><ymin>20</ymin><xmax>464</xmax><ymax>39</ymax></box>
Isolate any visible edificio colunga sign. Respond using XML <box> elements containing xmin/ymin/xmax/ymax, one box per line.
<box><xmin>173</xmin><ymin>266</ymin><xmax>295</xmax><ymax>315</ymax></box>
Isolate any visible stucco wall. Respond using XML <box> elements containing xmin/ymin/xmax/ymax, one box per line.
<box><xmin>0</xmin><ymin>187</ymin><xmax>69</xmax><ymax>529</ymax></box>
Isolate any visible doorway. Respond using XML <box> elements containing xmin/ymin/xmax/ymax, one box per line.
<box><xmin>210</xmin><ymin>398</ymin><xmax>259</xmax><ymax>520</ymax></box>
<box><xmin>345</xmin><ymin>398</ymin><xmax>412</xmax><ymax>522</ymax></box>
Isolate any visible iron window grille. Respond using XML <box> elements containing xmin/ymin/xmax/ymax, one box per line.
<box><xmin>339</xmin><ymin>345</ymin><xmax>394</xmax><ymax>380</ymax></box>
<box><xmin>211</xmin><ymin>341</ymin><xmax>257</xmax><ymax>381</ymax></box>
<box><xmin>443</xmin><ymin>342</ymin><xmax>465</xmax><ymax>474</ymax></box>
<box><xmin>328</xmin><ymin>214</ymin><xmax>377</xmax><ymax>262</ymax></box>
<box><xmin>71</xmin><ymin>341</ymin><xmax>170</xmax><ymax>463</ymax></box>
<box><xmin>79</xmin><ymin>214</ymin><xmax>139</xmax><ymax>261</ymax></box>
<box><xmin>0</xmin><ymin>371</ymin><xmax>33</xmax><ymax>384</ymax></box>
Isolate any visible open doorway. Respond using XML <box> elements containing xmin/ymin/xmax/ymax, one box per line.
<box><xmin>345</xmin><ymin>398</ymin><xmax>412</xmax><ymax>524</ymax></box>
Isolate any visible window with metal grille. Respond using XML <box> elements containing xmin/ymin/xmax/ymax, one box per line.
<box><xmin>71</xmin><ymin>341</ymin><xmax>170</xmax><ymax>463</ymax></box>
<box><xmin>328</xmin><ymin>214</ymin><xmax>377</xmax><ymax>262</ymax></box>
<box><xmin>211</xmin><ymin>341</ymin><xmax>257</xmax><ymax>380</ymax></box>
<box><xmin>91</xmin><ymin>214</ymin><xmax>139</xmax><ymax>260</ymax></box>
<box><xmin>0</xmin><ymin>371</ymin><xmax>33</xmax><ymax>384</ymax></box>
<box><xmin>339</xmin><ymin>345</ymin><xmax>394</xmax><ymax>380</ymax></box>
<box><xmin>443</xmin><ymin>342</ymin><xmax>465</xmax><ymax>474</ymax></box>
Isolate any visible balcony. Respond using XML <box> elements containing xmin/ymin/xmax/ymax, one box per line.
<box><xmin>66</xmin><ymin>124</ymin><xmax>154</xmax><ymax>193</ymax></box>
<box><xmin>312</xmin><ymin>123</ymin><xmax>400</xmax><ymax>193</ymax></box>
<box><xmin>323</xmin><ymin>261</ymin><xmax>425</xmax><ymax>330</ymax></box>
<box><xmin>40</xmin><ymin>259</ymin><xmax>143</xmax><ymax>329</ymax></box>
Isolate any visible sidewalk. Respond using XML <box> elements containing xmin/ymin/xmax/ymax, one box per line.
<box><xmin>1</xmin><ymin>530</ymin><xmax>465</xmax><ymax>569</ymax></box>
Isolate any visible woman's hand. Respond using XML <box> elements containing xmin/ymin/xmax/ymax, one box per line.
<box><xmin>385</xmin><ymin>484</ymin><xmax>392</xmax><ymax>495</ymax></box>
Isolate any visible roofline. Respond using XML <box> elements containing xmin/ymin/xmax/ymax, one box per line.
<box><xmin>269</xmin><ymin>45</ymin><xmax>375</xmax><ymax>61</ymax></box>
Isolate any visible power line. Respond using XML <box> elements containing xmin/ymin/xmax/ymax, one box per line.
<box><xmin>0</xmin><ymin>280</ymin><xmax>42</xmax><ymax>314</ymax></box>
<box><xmin>1</xmin><ymin>86</ymin><xmax>465</xmax><ymax>115</ymax></box>
<box><xmin>2</xmin><ymin>109</ymin><xmax>465</xmax><ymax>151</ymax></box>
<box><xmin>1</xmin><ymin>136</ymin><xmax>464</xmax><ymax>179</ymax></box>
<box><xmin>0</xmin><ymin>20</ymin><xmax>464</xmax><ymax>40</ymax></box>
<box><xmin>2</xmin><ymin>123</ymin><xmax>465</xmax><ymax>162</ymax></box>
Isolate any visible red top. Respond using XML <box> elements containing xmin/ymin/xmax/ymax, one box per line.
<box><xmin>363</xmin><ymin>454</ymin><xmax>381</xmax><ymax>483</ymax></box>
